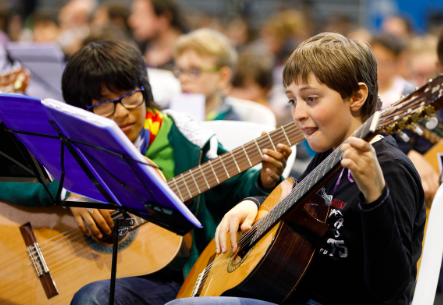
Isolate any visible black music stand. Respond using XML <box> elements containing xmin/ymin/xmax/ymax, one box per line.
<box><xmin>0</xmin><ymin>94</ymin><xmax>202</xmax><ymax>305</ymax></box>
<box><xmin>0</xmin><ymin>120</ymin><xmax>51</xmax><ymax>184</ymax></box>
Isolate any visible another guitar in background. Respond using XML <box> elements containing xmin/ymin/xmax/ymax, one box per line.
<box><xmin>0</xmin><ymin>64</ymin><xmax>31</xmax><ymax>94</ymax></box>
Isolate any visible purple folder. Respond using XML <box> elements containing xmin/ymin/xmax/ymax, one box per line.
<box><xmin>0</xmin><ymin>94</ymin><xmax>202</xmax><ymax>233</ymax></box>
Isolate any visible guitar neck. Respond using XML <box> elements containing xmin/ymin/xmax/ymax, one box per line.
<box><xmin>167</xmin><ymin>122</ymin><xmax>304</xmax><ymax>202</ymax></box>
<box><xmin>251</xmin><ymin>113</ymin><xmax>380</xmax><ymax>244</ymax></box>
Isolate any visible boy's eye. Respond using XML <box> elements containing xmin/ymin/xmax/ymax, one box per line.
<box><xmin>288</xmin><ymin>99</ymin><xmax>296</xmax><ymax>105</ymax></box>
<box><xmin>306</xmin><ymin>96</ymin><xmax>318</xmax><ymax>103</ymax></box>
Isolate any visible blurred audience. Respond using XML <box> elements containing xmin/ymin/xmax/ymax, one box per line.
<box><xmin>128</xmin><ymin>0</ymin><xmax>187</xmax><ymax>70</ymax></box>
<box><xmin>404</xmin><ymin>34</ymin><xmax>439</xmax><ymax>88</ymax></box>
<box><xmin>381</xmin><ymin>14</ymin><xmax>415</xmax><ymax>44</ymax></box>
<box><xmin>58</xmin><ymin>0</ymin><xmax>96</xmax><ymax>56</ymax></box>
<box><xmin>371</xmin><ymin>33</ymin><xmax>414</xmax><ymax>108</ymax></box>
<box><xmin>90</xmin><ymin>2</ymin><xmax>131</xmax><ymax>35</ymax></box>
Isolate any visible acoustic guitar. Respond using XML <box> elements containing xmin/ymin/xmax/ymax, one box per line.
<box><xmin>0</xmin><ymin>121</ymin><xmax>305</xmax><ymax>304</ymax></box>
<box><xmin>176</xmin><ymin>76</ymin><xmax>443</xmax><ymax>303</ymax></box>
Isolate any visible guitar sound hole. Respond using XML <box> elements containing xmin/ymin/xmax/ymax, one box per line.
<box><xmin>97</xmin><ymin>231</ymin><xmax>128</xmax><ymax>245</ymax></box>
<box><xmin>227</xmin><ymin>242</ymin><xmax>254</xmax><ymax>273</ymax></box>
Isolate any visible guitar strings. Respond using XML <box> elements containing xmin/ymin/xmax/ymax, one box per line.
<box><xmin>169</xmin><ymin>127</ymin><xmax>303</xmax><ymax>199</ymax></box>
<box><xmin>169</xmin><ymin>125</ymin><xmax>303</xmax><ymax>195</ymax></box>
<box><xmin>24</xmin><ymin>128</ymin><xmax>301</xmax><ymax>264</ymax></box>
<box><xmin>193</xmin><ymin>124</ymin><xmax>361</xmax><ymax>292</ymax></box>
<box><xmin>24</xmin><ymin>128</ymin><xmax>302</xmax><ymax>270</ymax></box>
<box><xmin>26</xmin><ymin>214</ymin><xmax>146</xmax><ymax>268</ymax></box>
<box><xmin>193</xmin><ymin>92</ymin><xmax>435</xmax><ymax>292</ymax></box>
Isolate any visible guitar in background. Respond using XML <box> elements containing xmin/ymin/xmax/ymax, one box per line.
<box><xmin>0</xmin><ymin>64</ymin><xmax>31</xmax><ymax>94</ymax></box>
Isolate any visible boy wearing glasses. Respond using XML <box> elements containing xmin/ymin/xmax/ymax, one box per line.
<box><xmin>173</xmin><ymin>28</ymin><xmax>242</xmax><ymax>121</ymax></box>
<box><xmin>0</xmin><ymin>40</ymin><xmax>292</xmax><ymax>305</ymax></box>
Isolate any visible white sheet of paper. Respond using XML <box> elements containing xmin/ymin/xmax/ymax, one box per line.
<box><xmin>169</xmin><ymin>93</ymin><xmax>205</xmax><ymax>122</ymax></box>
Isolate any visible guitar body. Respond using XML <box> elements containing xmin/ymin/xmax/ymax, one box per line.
<box><xmin>177</xmin><ymin>178</ymin><xmax>330</xmax><ymax>304</ymax></box>
<box><xmin>0</xmin><ymin>201</ymin><xmax>182</xmax><ymax>305</ymax></box>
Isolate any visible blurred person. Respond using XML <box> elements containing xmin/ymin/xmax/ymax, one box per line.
<box><xmin>90</xmin><ymin>2</ymin><xmax>131</xmax><ymax>35</ymax></box>
<box><xmin>82</xmin><ymin>23</ymin><xmax>137</xmax><ymax>49</ymax></box>
<box><xmin>31</xmin><ymin>11</ymin><xmax>60</xmax><ymax>43</ymax></box>
<box><xmin>404</xmin><ymin>35</ymin><xmax>439</xmax><ymax>88</ymax></box>
<box><xmin>259</xmin><ymin>10</ymin><xmax>308</xmax><ymax>66</ymax></box>
<box><xmin>324</xmin><ymin>15</ymin><xmax>355</xmax><ymax>36</ymax></box>
<box><xmin>58</xmin><ymin>0</ymin><xmax>96</xmax><ymax>57</ymax></box>
<box><xmin>258</xmin><ymin>10</ymin><xmax>311</xmax><ymax>128</ymax></box>
<box><xmin>0</xmin><ymin>8</ymin><xmax>11</xmax><ymax>46</ymax></box>
<box><xmin>128</xmin><ymin>0</ymin><xmax>187</xmax><ymax>70</ymax></box>
<box><xmin>370</xmin><ymin>33</ymin><xmax>414</xmax><ymax>108</ymax></box>
<box><xmin>381</xmin><ymin>14</ymin><xmax>415</xmax><ymax>44</ymax></box>
<box><xmin>348</xmin><ymin>27</ymin><xmax>372</xmax><ymax>43</ymax></box>
<box><xmin>224</xmin><ymin>17</ymin><xmax>252</xmax><ymax>51</ymax></box>
<box><xmin>173</xmin><ymin>28</ymin><xmax>241</xmax><ymax>121</ymax></box>
<box><xmin>372</xmin><ymin>33</ymin><xmax>439</xmax><ymax>206</ymax></box>
<box><xmin>230</xmin><ymin>48</ymin><xmax>273</xmax><ymax>108</ymax></box>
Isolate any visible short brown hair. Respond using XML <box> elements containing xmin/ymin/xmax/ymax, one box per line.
<box><xmin>283</xmin><ymin>32</ymin><xmax>378</xmax><ymax>121</ymax></box>
<box><xmin>232</xmin><ymin>48</ymin><xmax>273</xmax><ymax>89</ymax></box>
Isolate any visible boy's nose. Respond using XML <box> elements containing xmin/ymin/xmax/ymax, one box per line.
<box><xmin>292</xmin><ymin>102</ymin><xmax>308</xmax><ymax>123</ymax></box>
<box><xmin>113</xmin><ymin>103</ymin><xmax>129</xmax><ymax>119</ymax></box>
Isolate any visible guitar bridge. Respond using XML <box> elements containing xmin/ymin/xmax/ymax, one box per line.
<box><xmin>27</xmin><ymin>242</ymin><xmax>49</xmax><ymax>277</ymax></box>
<box><xmin>20</xmin><ymin>222</ymin><xmax>58</xmax><ymax>299</ymax></box>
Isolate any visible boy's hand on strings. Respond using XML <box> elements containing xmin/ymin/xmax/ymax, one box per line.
<box><xmin>68</xmin><ymin>193</ymin><xmax>114</xmax><ymax>239</ymax></box>
<box><xmin>340</xmin><ymin>137</ymin><xmax>385</xmax><ymax>204</ymax></box>
<box><xmin>215</xmin><ymin>200</ymin><xmax>258</xmax><ymax>254</ymax></box>
<box><xmin>260</xmin><ymin>131</ymin><xmax>292</xmax><ymax>189</ymax></box>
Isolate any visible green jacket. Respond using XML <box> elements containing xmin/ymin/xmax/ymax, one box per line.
<box><xmin>0</xmin><ymin>110</ymin><xmax>275</xmax><ymax>276</ymax></box>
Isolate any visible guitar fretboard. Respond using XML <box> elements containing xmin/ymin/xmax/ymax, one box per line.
<box><xmin>167</xmin><ymin>122</ymin><xmax>304</xmax><ymax>202</ymax></box>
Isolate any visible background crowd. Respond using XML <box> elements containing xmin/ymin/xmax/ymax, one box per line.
<box><xmin>0</xmin><ymin>0</ymin><xmax>443</xmax><ymax>302</ymax></box>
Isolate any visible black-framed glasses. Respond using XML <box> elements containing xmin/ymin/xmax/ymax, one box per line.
<box><xmin>86</xmin><ymin>86</ymin><xmax>145</xmax><ymax>117</ymax></box>
<box><xmin>172</xmin><ymin>66</ymin><xmax>221</xmax><ymax>80</ymax></box>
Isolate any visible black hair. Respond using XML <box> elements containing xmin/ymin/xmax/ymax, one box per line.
<box><xmin>62</xmin><ymin>40</ymin><xmax>157</xmax><ymax>110</ymax></box>
<box><xmin>150</xmin><ymin>0</ymin><xmax>187</xmax><ymax>33</ymax></box>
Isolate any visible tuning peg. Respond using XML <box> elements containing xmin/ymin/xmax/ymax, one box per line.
<box><xmin>411</xmin><ymin>123</ymin><xmax>423</xmax><ymax>135</ymax></box>
<box><xmin>398</xmin><ymin>131</ymin><xmax>410</xmax><ymax>142</ymax></box>
<box><xmin>425</xmin><ymin>116</ymin><xmax>439</xmax><ymax>130</ymax></box>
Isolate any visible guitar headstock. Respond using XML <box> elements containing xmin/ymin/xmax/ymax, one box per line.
<box><xmin>376</xmin><ymin>75</ymin><xmax>443</xmax><ymax>136</ymax></box>
<box><xmin>0</xmin><ymin>65</ymin><xmax>31</xmax><ymax>94</ymax></box>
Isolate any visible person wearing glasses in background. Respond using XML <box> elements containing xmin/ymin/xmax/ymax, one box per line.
<box><xmin>173</xmin><ymin>28</ymin><xmax>244</xmax><ymax>121</ymax></box>
<box><xmin>0</xmin><ymin>40</ymin><xmax>292</xmax><ymax>305</ymax></box>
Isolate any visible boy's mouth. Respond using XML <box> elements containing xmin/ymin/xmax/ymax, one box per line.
<box><xmin>119</xmin><ymin>123</ymin><xmax>134</xmax><ymax>132</ymax></box>
<box><xmin>302</xmin><ymin>127</ymin><xmax>318</xmax><ymax>136</ymax></box>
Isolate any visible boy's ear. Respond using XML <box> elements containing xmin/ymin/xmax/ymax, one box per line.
<box><xmin>350</xmin><ymin>82</ymin><xmax>368</xmax><ymax>112</ymax></box>
<box><xmin>218</xmin><ymin>66</ymin><xmax>233</xmax><ymax>89</ymax></box>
